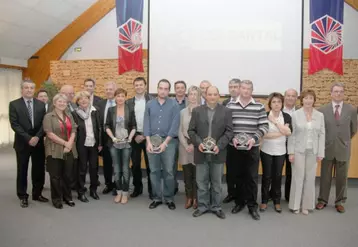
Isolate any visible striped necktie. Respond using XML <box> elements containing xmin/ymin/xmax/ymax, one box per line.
<box><xmin>27</xmin><ymin>100</ymin><xmax>33</xmax><ymax>127</ymax></box>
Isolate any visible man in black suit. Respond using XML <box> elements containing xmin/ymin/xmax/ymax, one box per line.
<box><xmin>60</xmin><ymin>84</ymin><xmax>77</xmax><ymax>113</ymax></box>
<box><xmin>126</xmin><ymin>77</ymin><xmax>153</xmax><ymax>199</ymax></box>
<box><xmin>222</xmin><ymin>78</ymin><xmax>241</xmax><ymax>204</ymax></box>
<box><xmin>97</xmin><ymin>81</ymin><xmax>117</xmax><ymax>194</ymax></box>
<box><xmin>84</xmin><ymin>78</ymin><xmax>103</xmax><ymax>108</ymax></box>
<box><xmin>9</xmin><ymin>80</ymin><xmax>48</xmax><ymax>208</ymax></box>
<box><xmin>188</xmin><ymin>86</ymin><xmax>233</xmax><ymax>219</ymax></box>
<box><xmin>36</xmin><ymin>89</ymin><xmax>49</xmax><ymax>112</ymax></box>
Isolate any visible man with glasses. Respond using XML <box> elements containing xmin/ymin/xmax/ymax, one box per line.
<box><xmin>316</xmin><ymin>82</ymin><xmax>357</xmax><ymax>213</ymax></box>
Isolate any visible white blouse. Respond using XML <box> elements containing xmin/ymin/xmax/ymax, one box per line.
<box><xmin>261</xmin><ymin>111</ymin><xmax>286</xmax><ymax>156</ymax></box>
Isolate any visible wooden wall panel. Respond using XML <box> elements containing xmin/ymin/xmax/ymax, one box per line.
<box><xmin>23</xmin><ymin>0</ymin><xmax>116</xmax><ymax>89</ymax></box>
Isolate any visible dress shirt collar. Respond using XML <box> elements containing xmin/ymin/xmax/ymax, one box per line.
<box><xmin>332</xmin><ymin>101</ymin><xmax>343</xmax><ymax>110</ymax></box>
<box><xmin>23</xmin><ymin>97</ymin><xmax>33</xmax><ymax>104</ymax></box>
<box><xmin>235</xmin><ymin>96</ymin><xmax>255</xmax><ymax>106</ymax></box>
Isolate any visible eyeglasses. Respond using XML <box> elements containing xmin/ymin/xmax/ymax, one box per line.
<box><xmin>332</xmin><ymin>90</ymin><xmax>344</xmax><ymax>94</ymax></box>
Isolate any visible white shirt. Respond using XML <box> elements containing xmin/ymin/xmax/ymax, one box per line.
<box><xmin>306</xmin><ymin>121</ymin><xmax>313</xmax><ymax>149</ymax></box>
<box><xmin>135</xmin><ymin>96</ymin><xmax>146</xmax><ymax>132</ymax></box>
<box><xmin>201</xmin><ymin>97</ymin><xmax>206</xmax><ymax>105</ymax></box>
<box><xmin>84</xmin><ymin>106</ymin><xmax>96</xmax><ymax>147</ymax></box>
<box><xmin>104</xmin><ymin>99</ymin><xmax>116</xmax><ymax>125</ymax></box>
<box><xmin>261</xmin><ymin>111</ymin><xmax>286</xmax><ymax>156</ymax></box>
<box><xmin>332</xmin><ymin>101</ymin><xmax>343</xmax><ymax>116</ymax></box>
<box><xmin>45</xmin><ymin>103</ymin><xmax>48</xmax><ymax>112</ymax></box>
<box><xmin>283</xmin><ymin>106</ymin><xmax>296</xmax><ymax>117</ymax></box>
<box><xmin>235</xmin><ymin>96</ymin><xmax>255</xmax><ymax>106</ymax></box>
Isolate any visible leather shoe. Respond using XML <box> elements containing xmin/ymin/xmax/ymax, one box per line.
<box><xmin>192</xmin><ymin>199</ymin><xmax>198</xmax><ymax>209</ymax></box>
<box><xmin>232</xmin><ymin>204</ymin><xmax>245</xmax><ymax>214</ymax></box>
<box><xmin>249</xmin><ymin>210</ymin><xmax>260</xmax><ymax>220</ymax></box>
<box><xmin>149</xmin><ymin>201</ymin><xmax>162</xmax><ymax>209</ymax></box>
<box><xmin>335</xmin><ymin>205</ymin><xmax>345</xmax><ymax>213</ymax></box>
<box><xmin>192</xmin><ymin>209</ymin><xmax>208</xmax><ymax>217</ymax></box>
<box><xmin>274</xmin><ymin>204</ymin><xmax>282</xmax><ymax>213</ymax></box>
<box><xmin>130</xmin><ymin>189</ymin><xmax>143</xmax><ymax>198</ymax></box>
<box><xmin>316</xmin><ymin>202</ymin><xmax>327</xmax><ymax>210</ymax></box>
<box><xmin>149</xmin><ymin>193</ymin><xmax>154</xmax><ymax>200</ymax></box>
<box><xmin>185</xmin><ymin>198</ymin><xmax>193</xmax><ymax>209</ymax></box>
<box><xmin>90</xmin><ymin>191</ymin><xmax>100</xmax><ymax>200</ymax></box>
<box><xmin>78</xmin><ymin>194</ymin><xmax>89</xmax><ymax>203</ymax></box>
<box><xmin>213</xmin><ymin>210</ymin><xmax>226</xmax><ymax>219</ymax></box>
<box><xmin>64</xmin><ymin>200</ymin><xmax>75</xmax><ymax>207</ymax></box>
<box><xmin>20</xmin><ymin>198</ymin><xmax>29</xmax><ymax>208</ymax></box>
<box><xmin>259</xmin><ymin>204</ymin><xmax>267</xmax><ymax>212</ymax></box>
<box><xmin>167</xmin><ymin>202</ymin><xmax>176</xmax><ymax>210</ymax></box>
<box><xmin>33</xmin><ymin>195</ymin><xmax>49</xmax><ymax>203</ymax></box>
<box><xmin>102</xmin><ymin>186</ymin><xmax>112</xmax><ymax>194</ymax></box>
<box><xmin>53</xmin><ymin>203</ymin><xmax>63</xmax><ymax>209</ymax></box>
<box><xmin>223</xmin><ymin>195</ymin><xmax>235</xmax><ymax>204</ymax></box>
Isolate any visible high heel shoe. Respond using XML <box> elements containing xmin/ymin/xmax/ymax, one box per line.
<box><xmin>121</xmin><ymin>195</ymin><xmax>128</xmax><ymax>204</ymax></box>
<box><xmin>114</xmin><ymin>191</ymin><xmax>122</xmax><ymax>203</ymax></box>
<box><xmin>192</xmin><ymin>199</ymin><xmax>198</xmax><ymax>209</ymax></box>
<box><xmin>185</xmin><ymin>198</ymin><xmax>193</xmax><ymax>209</ymax></box>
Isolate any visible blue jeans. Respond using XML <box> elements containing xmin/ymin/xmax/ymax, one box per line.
<box><xmin>110</xmin><ymin>147</ymin><xmax>131</xmax><ymax>192</ymax></box>
<box><xmin>147</xmin><ymin>139</ymin><xmax>178</xmax><ymax>202</ymax></box>
<box><xmin>196</xmin><ymin>162</ymin><xmax>224</xmax><ymax>212</ymax></box>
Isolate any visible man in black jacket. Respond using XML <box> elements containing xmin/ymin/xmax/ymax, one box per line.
<box><xmin>188</xmin><ymin>86</ymin><xmax>233</xmax><ymax>219</ymax></box>
<box><xmin>84</xmin><ymin>78</ymin><xmax>103</xmax><ymax>108</ymax></box>
<box><xmin>9</xmin><ymin>80</ymin><xmax>48</xmax><ymax>208</ymax></box>
<box><xmin>126</xmin><ymin>77</ymin><xmax>153</xmax><ymax>199</ymax></box>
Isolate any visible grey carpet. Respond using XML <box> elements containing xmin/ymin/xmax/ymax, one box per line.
<box><xmin>0</xmin><ymin>148</ymin><xmax>358</xmax><ymax>247</ymax></box>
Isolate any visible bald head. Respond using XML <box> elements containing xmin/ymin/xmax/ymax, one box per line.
<box><xmin>206</xmin><ymin>86</ymin><xmax>220</xmax><ymax>106</ymax></box>
<box><xmin>60</xmin><ymin>84</ymin><xmax>75</xmax><ymax>102</ymax></box>
<box><xmin>284</xmin><ymin>88</ymin><xmax>298</xmax><ymax>108</ymax></box>
<box><xmin>200</xmin><ymin>80</ymin><xmax>211</xmax><ymax>99</ymax></box>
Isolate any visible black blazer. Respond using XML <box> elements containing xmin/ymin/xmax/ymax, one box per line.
<box><xmin>222</xmin><ymin>98</ymin><xmax>230</xmax><ymax>106</ymax></box>
<box><xmin>266</xmin><ymin>111</ymin><xmax>293</xmax><ymax>131</ymax></box>
<box><xmin>188</xmin><ymin>104</ymin><xmax>233</xmax><ymax>164</ymax></box>
<box><xmin>73</xmin><ymin>108</ymin><xmax>102</xmax><ymax>148</ymax></box>
<box><xmin>9</xmin><ymin>98</ymin><xmax>46</xmax><ymax>151</ymax></box>
<box><xmin>126</xmin><ymin>93</ymin><xmax>153</xmax><ymax>136</ymax></box>
<box><xmin>105</xmin><ymin>104</ymin><xmax>137</xmax><ymax>147</ymax></box>
<box><xmin>93</xmin><ymin>95</ymin><xmax>103</xmax><ymax>108</ymax></box>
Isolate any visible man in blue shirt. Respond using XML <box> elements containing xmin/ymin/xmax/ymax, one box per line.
<box><xmin>144</xmin><ymin>79</ymin><xmax>180</xmax><ymax>210</ymax></box>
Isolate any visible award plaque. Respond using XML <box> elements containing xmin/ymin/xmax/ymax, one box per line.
<box><xmin>150</xmin><ymin>135</ymin><xmax>163</xmax><ymax>153</ymax></box>
<box><xmin>234</xmin><ymin>133</ymin><xmax>251</xmax><ymax>150</ymax></box>
<box><xmin>202</xmin><ymin>137</ymin><xmax>216</xmax><ymax>154</ymax></box>
<box><xmin>114</xmin><ymin>127</ymin><xmax>129</xmax><ymax>145</ymax></box>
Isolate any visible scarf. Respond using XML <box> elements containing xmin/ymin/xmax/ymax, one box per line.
<box><xmin>76</xmin><ymin>106</ymin><xmax>91</xmax><ymax>120</ymax></box>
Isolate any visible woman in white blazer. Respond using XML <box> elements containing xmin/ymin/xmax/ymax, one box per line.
<box><xmin>288</xmin><ymin>89</ymin><xmax>325</xmax><ymax>215</ymax></box>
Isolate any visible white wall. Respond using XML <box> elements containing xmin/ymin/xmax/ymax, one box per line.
<box><xmin>61</xmin><ymin>0</ymin><xmax>358</xmax><ymax>60</ymax></box>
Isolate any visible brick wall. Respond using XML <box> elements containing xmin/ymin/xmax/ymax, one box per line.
<box><xmin>50</xmin><ymin>59</ymin><xmax>358</xmax><ymax>107</ymax></box>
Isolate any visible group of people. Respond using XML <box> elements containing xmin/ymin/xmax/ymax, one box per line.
<box><xmin>9</xmin><ymin>77</ymin><xmax>357</xmax><ymax>220</ymax></box>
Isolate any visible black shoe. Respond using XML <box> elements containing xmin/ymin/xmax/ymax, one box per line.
<box><xmin>20</xmin><ymin>198</ymin><xmax>29</xmax><ymax>208</ymax></box>
<box><xmin>53</xmin><ymin>203</ymin><xmax>63</xmax><ymax>209</ymax></box>
<box><xmin>149</xmin><ymin>201</ymin><xmax>162</xmax><ymax>209</ymax></box>
<box><xmin>32</xmin><ymin>195</ymin><xmax>49</xmax><ymax>203</ymax></box>
<box><xmin>97</xmin><ymin>180</ymin><xmax>101</xmax><ymax>186</ymax></box>
<box><xmin>112</xmin><ymin>188</ymin><xmax>117</xmax><ymax>196</ymax></box>
<box><xmin>149</xmin><ymin>193</ymin><xmax>154</xmax><ymax>200</ymax></box>
<box><xmin>130</xmin><ymin>188</ymin><xmax>143</xmax><ymax>198</ymax></box>
<box><xmin>213</xmin><ymin>210</ymin><xmax>226</xmax><ymax>219</ymax></box>
<box><xmin>102</xmin><ymin>185</ymin><xmax>112</xmax><ymax>194</ymax></box>
<box><xmin>193</xmin><ymin>209</ymin><xmax>208</xmax><ymax>217</ymax></box>
<box><xmin>223</xmin><ymin>195</ymin><xmax>235</xmax><ymax>204</ymax></box>
<box><xmin>64</xmin><ymin>200</ymin><xmax>75</xmax><ymax>207</ymax></box>
<box><xmin>90</xmin><ymin>191</ymin><xmax>100</xmax><ymax>200</ymax></box>
<box><xmin>167</xmin><ymin>202</ymin><xmax>176</xmax><ymax>210</ymax></box>
<box><xmin>174</xmin><ymin>187</ymin><xmax>179</xmax><ymax>195</ymax></box>
<box><xmin>232</xmin><ymin>204</ymin><xmax>245</xmax><ymax>214</ymax></box>
<box><xmin>249</xmin><ymin>210</ymin><xmax>260</xmax><ymax>220</ymax></box>
<box><xmin>78</xmin><ymin>194</ymin><xmax>89</xmax><ymax>203</ymax></box>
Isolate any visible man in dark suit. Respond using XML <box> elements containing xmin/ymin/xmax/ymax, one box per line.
<box><xmin>9</xmin><ymin>80</ymin><xmax>48</xmax><ymax>208</ymax></box>
<box><xmin>97</xmin><ymin>81</ymin><xmax>117</xmax><ymax>194</ymax></box>
<box><xmin>188</xmin><ymin>86</ymin><xmax>233</xmax><ymax>219</ymax></box>
<box><xmin>84</xmin><ymin>78</ymin><xmax>103</xmax><ymax>108</ymax></box>
<box><xmin>36</xmin><ymin>89</ymin><xmax>49</xmax><ymax>112</ymax></box>
<box><xmin>126</xmin><ymin>77</ymin><xmax>153</xmax><ymax>199</ymax></box>
<box><xmin>222</xmin><ymin>78</ymin><xmax>241</xmax><ymax>204</ymax></box>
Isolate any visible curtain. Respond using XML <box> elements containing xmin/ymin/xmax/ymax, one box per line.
<box><xmin>0</xmin><ymin>68</ymin><xmax>22</xmax><ymax>147</ymax></box>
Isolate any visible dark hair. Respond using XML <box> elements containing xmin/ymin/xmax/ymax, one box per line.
<box><xmin>157</xmin><ymin>79</ymin><xmax>171</xmax><ymax>91</ymax></box>
<box><xmin>84</xmin><ymin>78</ymin><xmax>95</xmax><ymax>86</ymax></box>
<box><xmin>133</xmin><ymin>77</ymin><xmax>147</xmax><ymax>85</ymax></box>
<box><xmin>174</xmin><ymin>80</ymin><xmax>187</xmax><ymax>89</ymax></box>
<box><xmin>267</xmin><ymin>92</ymin><xmax>284</xmax><ymax>110</ymax></box>
<box><xmin>114</xmin><ymin>88</ymin><xmax>127</xmax><ymax>97</ymax></box>
<box><xmin>299</xmin><ymin>89</ymin><xmax>316</xmax><ymax>106</ymax></box>
<box><xmin>36</xmin><ymin>89</ymin><xmax>48</xmax><ymax>97</ymax></box>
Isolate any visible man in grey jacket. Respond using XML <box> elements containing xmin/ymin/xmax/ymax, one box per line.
<box><xmin>316</xmin><ymin>82</ymin><xmax>357</xmax><ymax>213</ymax></box>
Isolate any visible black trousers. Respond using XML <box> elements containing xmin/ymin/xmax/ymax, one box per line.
<box><xmin>77</xmin><ymin>146</ymin><xmax>99</xmax><ymax>194</ymax></box>
<box><xmin>16</xmin><ymin>145</ymin><xmax>45</xmax><ymax>199</ymax></box>
<box><xmin>102</xmin><ymin>144</ymin><xmax>113</xmax><ymax>187</ymax></box>
<box><xmin>182</xmin><ymin>163</ymin><xmax>197</xmax><ymax>199</ymax></box>
<box><xmin>131</xmin><ymin>139</ymin><xmax>152</xmax><ymax>194</ymax></box>
<box><xmin>225</xmin><ymin>145</ymin><xmax>237</xmax><ymax>197</ymax></box>
<box><xmin>260</xmin><ymin>151</ymin><xmax>286</xmax><ymax>204</ymax></box>
<box><xmin>47</xmin><ymin>153</ymin><xmax>74</xmax><ymax>204</ymax></box>
<box><xmin>284</xmin><ymin>153</ymin><xmax>292</xmax><ymax>201</ymax></box>
<box><xmin>234</xmin><ymin>146</ymin><xmax>260</xmax><ymax>210</ymax></box>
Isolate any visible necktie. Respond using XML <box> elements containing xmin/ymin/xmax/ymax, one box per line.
<box><xmin>334</xmin><ymin>105</ymin><xmax>340</xmax><ymax>121</ymax></box>
<box><xmin>27</xmin><ymin>100</ymin><xmax>33</xmax><ymax>127</ymax></box>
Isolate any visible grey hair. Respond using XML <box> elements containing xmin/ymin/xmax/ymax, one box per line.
<box><xmin>200</xmin><ymin>80</ymin><xmax>211</xmax><ymax>86</ymax></box>
<box><xmin>331</xmin><ymin>82</ymin><xmax>345</xmax><ymax>92</ymax></box>
<box><xmin>240</xmin><ymin>80</ymin><xmax>254</xmax><ymax>90</ymax></box>
<box><xmin>104</xmin><ymin>81</ymin><xmax>117</xmax><ymax>89</ymax></box>
<box><xmin>52</xmin><ymin>93</ymin><xmax>68</xmax><ymax>105</ymax></box>
<box><xmin>187</xmin><ymin>85</ymin><xmax>202</xmax><ymax>105</ymax></box>
<box><xmin>284</xmin><ymin>88</ymin><xmax>298</xmax><ymax>96</ymax></box>
<box><xmin>21</xmin><ymin>79</ymin><xmax>35</xmax><ymax>89</ymax></box>
<box><xmin>229</xmin><ymin>78</ymin><xmax>241</xmax><ymax>85</ymax></box>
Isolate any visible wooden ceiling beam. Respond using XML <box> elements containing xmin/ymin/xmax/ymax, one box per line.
<box><xmin>23</xmin><ymin>0</ymin><xmax>116</xmax><ymax>88</ymax></box>
<box><xmin>346</xmin><ymin>0</ymin><xmax>358</xmax><ymax>11</ymax></box>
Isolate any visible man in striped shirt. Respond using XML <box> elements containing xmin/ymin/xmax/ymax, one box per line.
<box><xmin>227</xmin><ymin>80</ymin><xmax>269</xmax><ymax>221</ymax></box>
